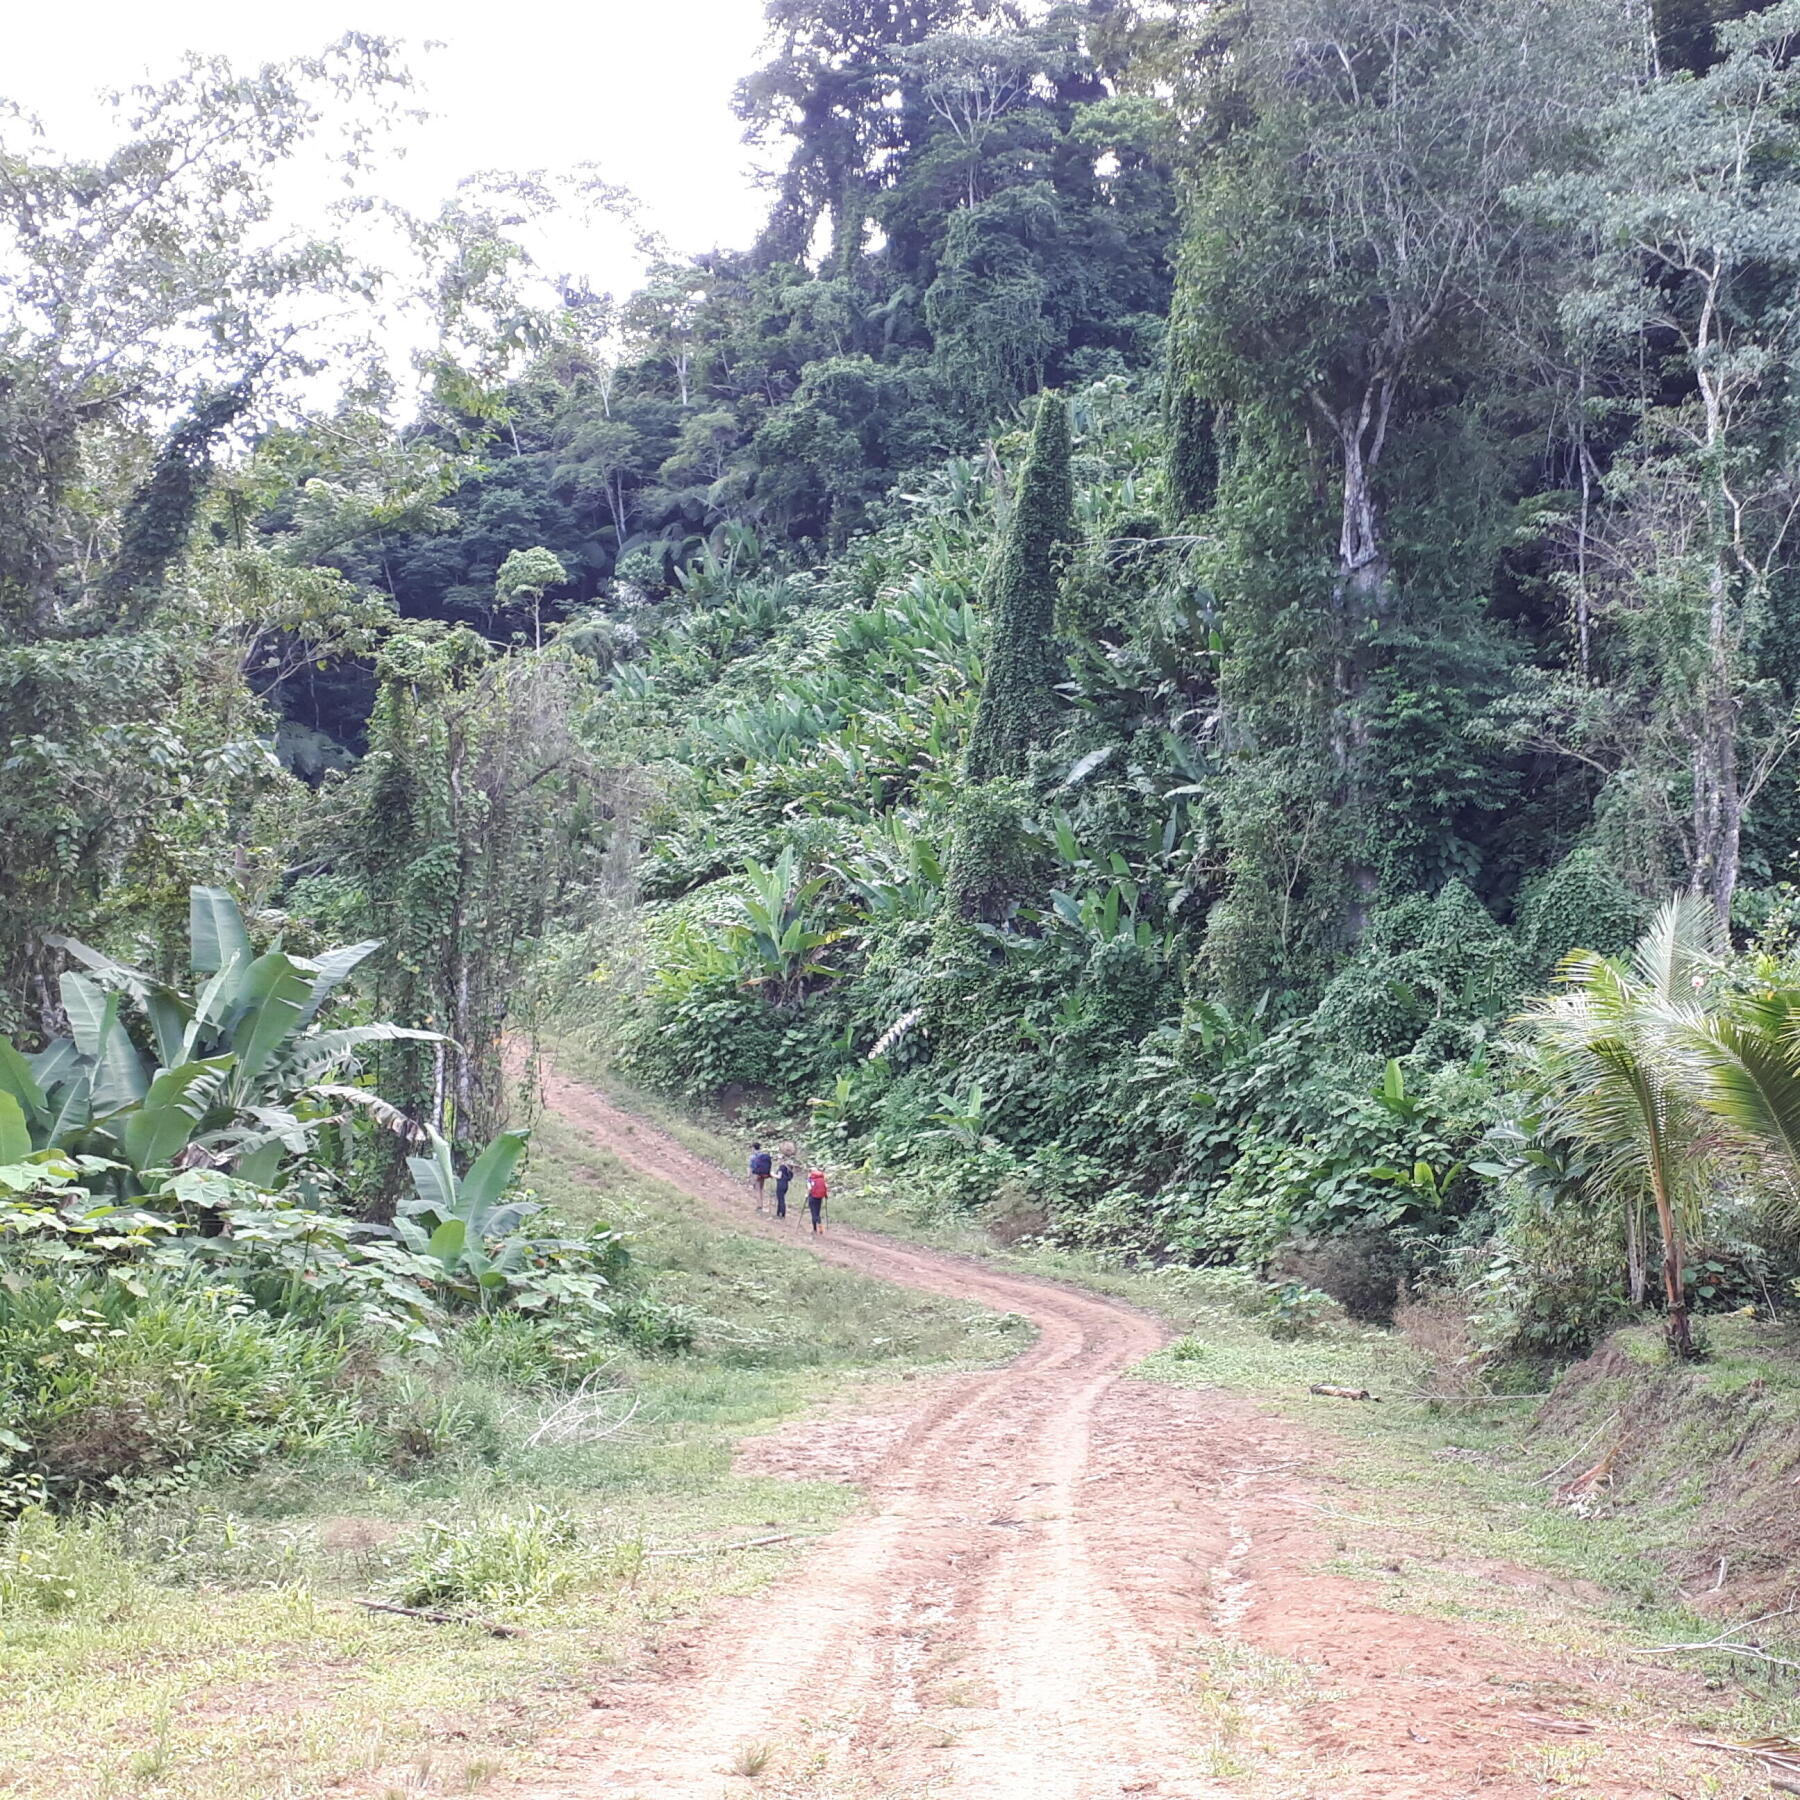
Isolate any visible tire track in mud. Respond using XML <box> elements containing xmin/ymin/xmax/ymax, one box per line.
<box><xmin>515</xmin><ymin>1068</ymin><xmax>1712</xmax><ymax>1800</ymax></box>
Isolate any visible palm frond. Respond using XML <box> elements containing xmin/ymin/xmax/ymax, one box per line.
<box><xmin>1675</xmin><ymin>1000</ymin><xmax>1800</xmax><ymax>1221</ymax></box>
<box><xmin>1632</xmin><ymin>893</ymin><xmax>1723</xmax><ymax>1006</ymax></box>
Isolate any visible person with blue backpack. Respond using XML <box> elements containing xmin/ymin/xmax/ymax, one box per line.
<box><xmin>747</xmin><ymin>1142</ymin><xmax>774</xmax><ymax>1212</ymax></box>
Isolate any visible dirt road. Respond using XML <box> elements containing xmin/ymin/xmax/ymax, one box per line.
<box><xmin>520</xmin><ymin>1069</ymin><xmax>1709</xmax><ymax>1800</ymax></box>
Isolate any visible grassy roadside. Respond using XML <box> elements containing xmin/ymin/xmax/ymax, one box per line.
<box><xmin>541</xmin><ymin>1043</ymin><xmax>1800</xmax><ymax>1762</ymax></box>
<box><xmin>0</xmin><ymin>1105</ymin><xmax>1020</xmax><ymax>1800</ymax></box>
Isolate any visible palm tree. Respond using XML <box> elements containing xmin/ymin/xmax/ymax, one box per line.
<box><xmin>1521</xmin><ymin>896</ymin><xmax>1722</xmax><ymax>1356</ymax></box>
<box><xmin>1674</xmin><ymin>983</ymin><xmax>1800</xmax><ymax>1223</ymax></box>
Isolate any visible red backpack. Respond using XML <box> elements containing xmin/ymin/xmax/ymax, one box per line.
<box><xmin>806</xmin><ymin>1169</ymin><xmax>829</xmax><ymax>1201</ymax></box>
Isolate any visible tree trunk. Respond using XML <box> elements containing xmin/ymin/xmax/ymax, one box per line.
<box><xmin>1325</xmin><ymin>384</ymin><xmax>1394</xmax><ymax>941</ymax></box>
<box><xmin>1692</xmin><ymin>554</ymin><xmax>1741</xmax><ymax>923</ymax></box>
<box><xmin>1625</xmin><ymin>1199</ymin><xmax>1648</xmax><ymax>1306</ymax></box>
<box><xmin>1650</xmin><ymin>1172</ymin><xmax>1692</xmax><ymax>1357</ymax></box>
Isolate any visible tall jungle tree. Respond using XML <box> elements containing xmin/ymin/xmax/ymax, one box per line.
<box><xmin>1526</xmin><ymin>0</ymin><xmax>1800</xmax><ymax>921</ymax></box>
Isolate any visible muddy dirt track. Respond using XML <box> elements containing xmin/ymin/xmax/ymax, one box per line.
<box><xmin>517</xmin><ymin>1068</ymin><xmax>1711</xmax><ymax>1800</ymax></box>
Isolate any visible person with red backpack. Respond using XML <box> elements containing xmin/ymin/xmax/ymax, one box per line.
<box><xmin>805</xmin><ymin>1167</ymin><xmax>828</xmax><ymax>1234</ymax></box>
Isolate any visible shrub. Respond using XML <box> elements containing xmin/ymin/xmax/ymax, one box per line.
<box><xmin>399</xmin><ymin>1504</ymin><xmax>581</xmax><ymax>1608</ymax></box>
<box><xmin>1274</xmin><ymin>1231</ymin><xmax>1409</xmax><ymax>1323</ymax></box>
<box><xmin>0</xmin><ymin>1507</ymin><xmax>140</xmax><ymax>1617</ymax></box>
<box><xmin>1515</xmin><ymin>846</ymin><xmax>1644</xmax><ymax>975</ymax></box>
<box><xmin>0</xmin><ymin>1273</ymin><xmax>356</xmax><ymax>1506</ymax></box>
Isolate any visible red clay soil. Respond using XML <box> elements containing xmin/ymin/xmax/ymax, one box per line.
<box><xmin>516</xmin><ymin>1068</ymin><xmax>1715</xmax><ymax>1800</ymax></box>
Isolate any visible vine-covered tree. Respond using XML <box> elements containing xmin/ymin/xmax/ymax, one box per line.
<box><xmin>965</xmin><ymin>391</ymin><xmax>1073</xmax><ymax>781</ymax></box>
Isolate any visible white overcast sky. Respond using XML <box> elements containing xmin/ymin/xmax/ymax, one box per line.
<box><xmin>4</xmin><ymin>0</ymin><xmax>775</xmax><ymax>300</ymax></box>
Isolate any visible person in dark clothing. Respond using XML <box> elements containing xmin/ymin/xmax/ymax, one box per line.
<box><xmin>805</xmin><ymin>1167</ymin><xmax>828</xmax><ymax>1234</ymax></box>
<box><xmin>774</xmin><ymin>1160</ymin><xmax>794</xmax><ymax>1220</ymax></box>
<box><xmin>748</xmin><ymin>1143</ymin><xmax>773</xmax><ymax>1212</ymax></box>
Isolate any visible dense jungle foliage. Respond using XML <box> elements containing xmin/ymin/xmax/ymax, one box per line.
<box><xmin>10</xmin><ymin>0</ymin><xmax>1800</xmax><ymax>1521</ymax></box>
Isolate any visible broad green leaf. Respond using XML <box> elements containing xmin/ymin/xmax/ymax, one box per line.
<box><xmin>190</xmin><ymin>887</ymin><xmax>251</xmax><ymax>976</ymax></box>
<box><xmin>143</xmin><ymin>988</ymin><xmax>195</xmax><ymax>1070</ymax></box>
<box><xmin>459</xmin><ymin>1129</ymin><xmax>530</xmax><ymax>1224</ymax></box>
<box><xmin>41</xmin><ymin>1070</ymin><xmax>94</xmax><ymax>1147</ymax></box>
<box><xmin>88</xmin><ymin>1007</ymin><xmax>149</xmax><ymax>1118</ymax></box>
<box><xmin>235</xmin><ymin>1139</ymin><xmax>285</xmax><ymax>1189</ymax></box>
<box><xmin>60</xmin><ymin>972</ymin><xmax>113</xmax><ymax>1060</ymax></box>
<box><xmin>0</xmin><ymin>1037</ymin><xmax>45</xmax><ymax>1122</ymax></box>
<box><xmin>185</xmin><ymin>952</ymin><xmax>247</xmax><ymax>1057</ymax></box>
<box><xmin>289</xmin><ymin>1024</ymin><xmax>443</xmax><ymax>1082</ymax></box>
<box><xmin>294</xmin><ymin>939</ymin><xmax>382</xmax><ymax>1031</ymax></box>
<box><xmin>1056</xmin><ymin>745</ymin><xmax>1115</xmax><ymax>792</ymax></box>
<box><xmin>228</xmin><ymin>953</ymin><xmax>313</xmax><ymax>1088</ymax></box>
<box><xmin>405</xmin><ymin>1131</ymin><xmax>459</xmax><ymax>1221</ymax></box>
<box><xmin>426</xmin><ymin>1218</ymin><xmax>467</xmax><ymax>1265</ymax></box>
<box><xmin>27</xmin><ymin>1036</ymin><xmax>79</xmax><ymax>1096</ymax></box>
<box><xmin>119</xmin><ymin>1058</ymin><xmax>232</xmax><ymax>1172</ymax></box>
<box><xmin>0</xmin><ymin>1093</ymin><xmax>30</xmax><ymax>1164</ymax></box>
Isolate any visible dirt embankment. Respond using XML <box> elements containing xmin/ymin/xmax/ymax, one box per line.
<box><xmin>515</xmin><ymin>1068</ymin><xmax>1717</xmax><ymax>1800</ymax></box>
<box><xmin>1531</xmin><ymin>1328</ymin><xmax>1800</xmax><ymax>1614</ymax></box>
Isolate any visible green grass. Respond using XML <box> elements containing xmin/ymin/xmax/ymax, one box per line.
<box><xmin>0</xmin><ymin>1104</ymin><xmax>1017</xmax><ymax>1800</ymax></box>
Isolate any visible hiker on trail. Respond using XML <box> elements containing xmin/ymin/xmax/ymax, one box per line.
<box><xmin>806</xmin><ymin>1167</ymin><xmax>828</xmax><ymax>1234</ymax></box>
<box><xmin>774</xmin><ymin>1158</ymin><xmax>794</xmax><ymax>1220</ymax></box>
<box><xmin>748</xmin><ymin>1143</ymin><xmax>773</xmax><ymax>1211</ymax></box>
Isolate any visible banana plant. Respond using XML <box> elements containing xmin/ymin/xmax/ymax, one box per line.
<box><xmin>395</xmin><ymin>1126</ymin><xmax>537</xmax><ymax>1296</ymax></box>
<box><xmin>0</xmin><ymin>886</ymin><xmax>438</xmax><ymax>1186</ymax></box>
<box><xmin>730</xmin><ymin>850</ymin><xmax>844</xmax><ymax>1002</ymax></box>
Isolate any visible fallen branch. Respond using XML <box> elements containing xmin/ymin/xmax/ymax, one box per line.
<box><xmin>1690</xmin><ymin>1734</ymin><xmax>1800</xmax><ymax>1778</ymax></box>
<box><xmin>1639</xmin><ymin>1641</ymin><xmax>1800</xmax><ymax>1672</ymax></box>
<box><xmin>353</xmin><ymin>1599</ymin><xmax>523</xmax><ymax>1638</ymax></box>
<box><xmin>1537</xmin><ymin>1410</ymin><xmax>1620</xmax><ymax>1487</ymax></box>
<box><xmin>526</xmin><ymin>1379</ymin><xmax>640</xmax><ymax>1449</ymax></box>
<box><xmin>1308</xmin><ymin>1384</ymin><xmax>1376</xmax><ymax>1401</ymax></box>
<box><xmin>1394</xmin><ymin>1391</ymin><xmax>1554</xmax><ymax>1404</ymax></box>
<box><xmin>645</xmin><ymin>1532</ymin><xmax>813</xmax><ymax>1560</ymax></box>
<box><xmin>1634</xmin><ymin>1603</ymin><xmax>1800</xmax><ymax>1671</ymax></box>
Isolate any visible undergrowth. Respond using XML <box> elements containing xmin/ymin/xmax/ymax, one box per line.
<box><xmin>0</xmin><ymin>1102</ymin><xmax>1011</xmax><ymax>1799</ymax></box>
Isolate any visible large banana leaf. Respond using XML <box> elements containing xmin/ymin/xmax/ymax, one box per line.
<box><xmin>460</xmin><ymin>1129</ymin><xmax>532</xmax><ymax>1234</ymax></box>
<box><xmin>190</xmin><ymin>886</ymin><xmax>252</xmax><ymax>976</ymax></box>
<box><xmin>228</xmin><ymin>953</ymin><xmax>314</xmax><ymax>1091</ymax></box>
<box><xmin>63</xmin><ymin>978</ymin><xmax>150</xmax><ymax>1118</ymax></box>
<box><xmin>286</xmin><ymin>1023</ymin><xmax>443</xmax><ymax>1084</ymax></box>
<box><xmin>47</xmin><ymin>936</ymin><xmax>195</xmax><ymax>1069</ymax></box>
<box><xmin>293</xmin><ymin>939</ymin><xmax>383</xmax><ymax>1032</ymax></box>
<box><xmin>402</xmin><ymin>1127</ymin><xmax>534</xmax><ymax>1263</ymax></box>
<box><xmin>0</xmin><ymin>1038</ymin><xmax>45</xmax><ymax>1124</ymax></box>
<box><xmin>26</xmin><ymin>1037</ymin><xmax>79</xmax><ymax>1097</ymax></box>
<box><xmin>183</xmin><ymin>952</ymin><xmax>248</xmax><ymax>1059</ymax></box>
<box><xmin>235</xmin><ymin>1139</ymin><xmax>285</xmax><ymax>1188</ymax></box>
<box><xmin>60</xmin><ymin>971</ymin><xmax>115</xmax><ymax>1060</ymax></box>
<box><xmin>118</xmin><ymin>1057</ymin><xmax>234</xmax><ymax>1172</ymax></box>
<box><xmin>426</xmin><ymin>1218</ymin><xmax>468</xmax><ymax>1267</ymax></box>
<box><xmin>405</xmin><ymin>1132</ymin><xmax>459</xmax><ymax>1220</ymax></box>
<box><xmin>41</xmin><ymin>1069</ymin><xmax>94</xmax><ymax>1147</ymax></box>
<box><xmin>0</xmin><ymin>1092</ymin><xmax>30</xmax><ymax>1164</ymax></box>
